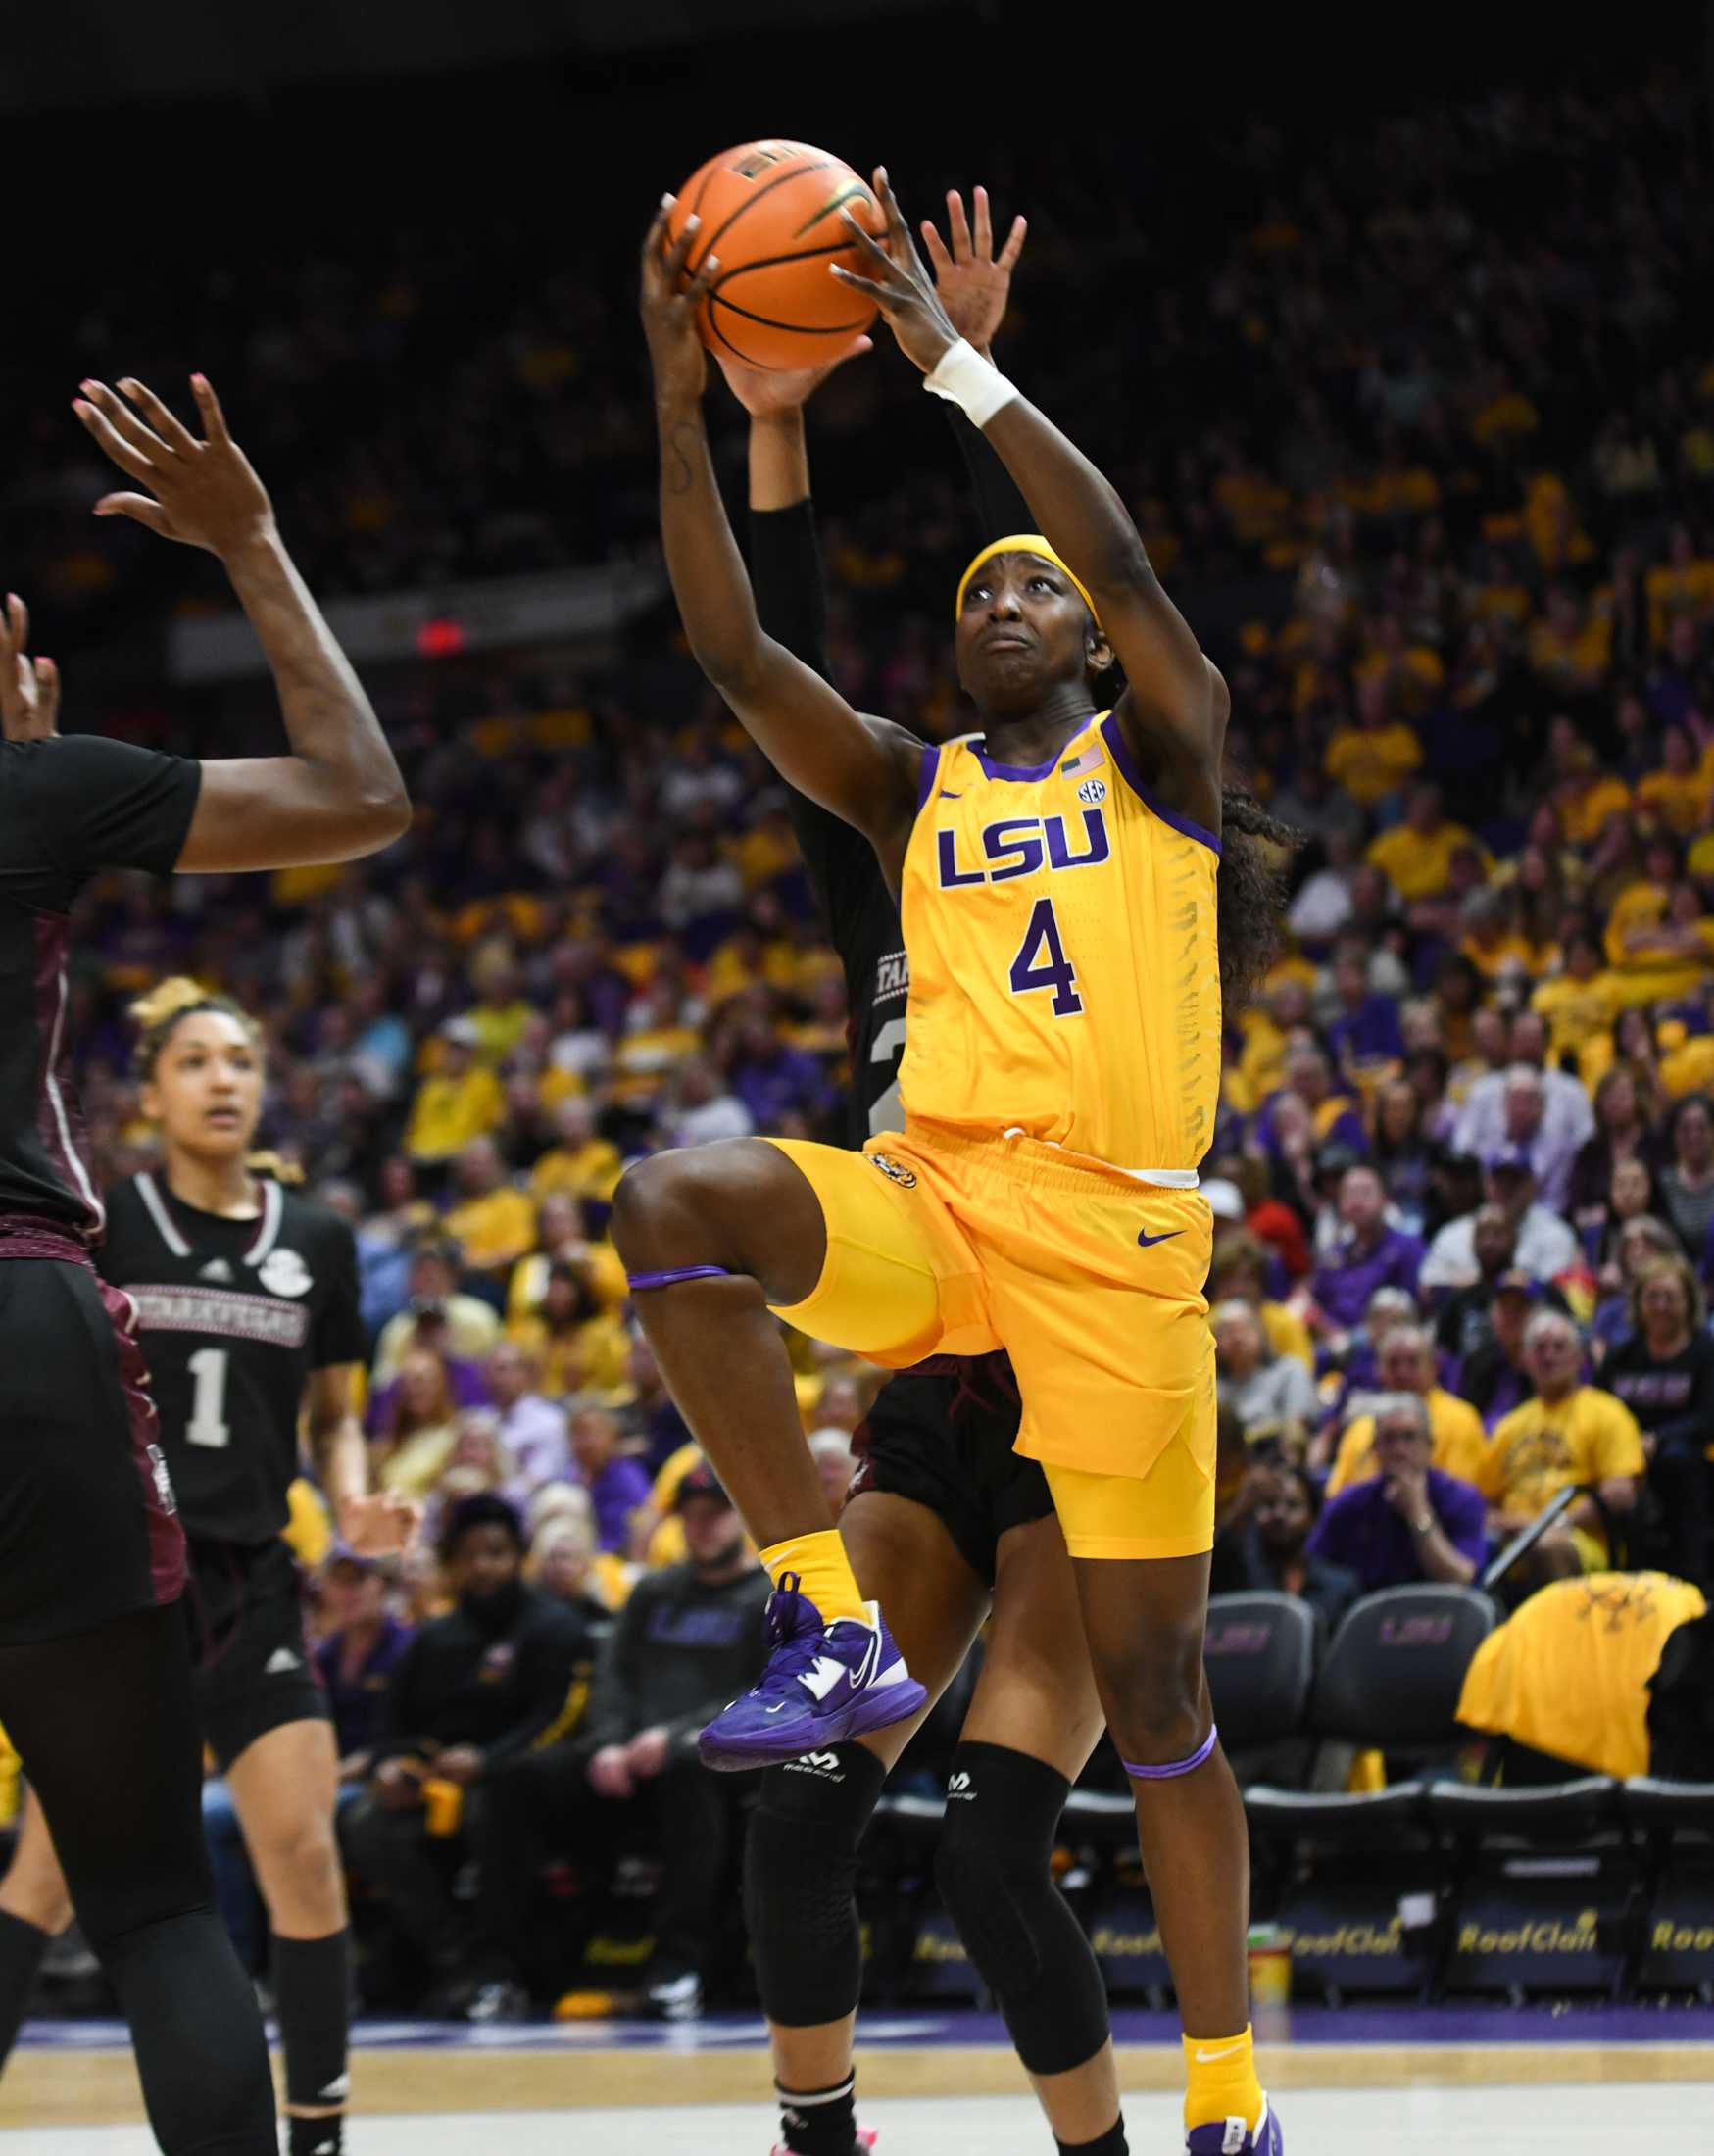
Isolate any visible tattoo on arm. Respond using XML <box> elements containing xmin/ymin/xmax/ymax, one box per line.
<box><xmin>667</xmin><ymin>421</ymin><xmax>699</xmax><ymax>497</ymax></box>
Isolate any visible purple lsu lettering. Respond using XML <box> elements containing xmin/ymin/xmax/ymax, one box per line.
<box><xmin>937</xmin><ymin>807</ymin><xmax>1109</xmax><ymax>888</ymax></box>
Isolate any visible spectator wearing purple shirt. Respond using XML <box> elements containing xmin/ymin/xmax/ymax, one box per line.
<box><xmin>1312</xmin><ymin>1165</ymin><xmax>1426</xmax><ymax>1332</ymax></box>
<box><xmin>1325</xmin><ymin>945</ymin><xmax>1404</xmax><ymax>1076</ymax></box>
<box><xmin>1256</xmin><ymin>1042</ymin><xmax>1369</xmax><ymax>1171</ymax></box>
<box><xmin>314</xmin><ymin>1549</ymin><xmax>417</xmax><ymax>1779</ymax></box>
<box><xmin>570</xmin><ymin>1400</ymin><xmax>653</xmax><ymax>1553</ymax></box>
<box><xmin>725</xmin><ymin>1008</ymin><xmax>832</xmax><ymax>1132</ymax></box>
<box><xmin>1306</xmin><ymin>1394</ymin><xmax>1488</xmax><ymax>1591</ymax></box>
<box><xmin>485</xmin><ymin>1339</ymin><xmax>571</xmax><ymax>1502</ymax></box>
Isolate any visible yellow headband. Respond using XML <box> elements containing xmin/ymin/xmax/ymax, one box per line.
<box><xmin>955</xmin><ymin>535</ymin><xmax>1101</xmax><ymax>628</ymax></box>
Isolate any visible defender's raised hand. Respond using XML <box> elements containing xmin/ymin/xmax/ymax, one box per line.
<box><xmin>73</xmin><ymin>376</ymin><xmax>272</xmax><ymax>560</ymax></box>
<box><xmin>641</xmin><ymin>197</ymin><xmax>722</xmax><ymax>406</ymax></box>
<box><xmin>0</xmin><ymin>593</ymin><xmax>59</xmax><ymax>744</ymax></box>
<box><xmin>920</xmin><ymin>187</ymin><xmax>1027</xmax><ymax>358</ymax></box>
<box><xmin>830</xmin><ymin>168</ymin><xmax>960</xmax><ymax>377</ymax></box>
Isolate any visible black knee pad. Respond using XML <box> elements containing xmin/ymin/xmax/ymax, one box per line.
<box><xmin>743</xmin><ymin>1744</ymin><xmax>886</xmax><ymax>2027</ymax></box>
<box><xmin>934</xmin><ymin>1741</ymin><xmax>1110</xmax><ymax>2078</ymax></box>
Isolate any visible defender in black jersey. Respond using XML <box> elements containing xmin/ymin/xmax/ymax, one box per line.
<box><xmin>0</xmin><ymin>980</ymin><xmax>412</xmax><ymax>2156</ymax></box>
<box><xmin>723</xmin><ymin>200</ymin><xmax>1128</xmax><ymax>2156</ymax></box>
<box><xmin>0</xmin><ymin>376</ymin><xmax>408</xmax><ymax>2156</ymax></box>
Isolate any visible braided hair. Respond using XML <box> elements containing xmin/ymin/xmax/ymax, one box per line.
<box><xmin>1216</xmin><ymin>787</ymin><xmax>1300</xmax><ymax>1013</ymax></box>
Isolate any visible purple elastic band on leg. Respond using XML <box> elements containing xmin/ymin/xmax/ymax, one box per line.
<box><xmin>1123</xmin><ymin>1724</ymin><xmax>1218</xmax><ymax>1781</ymax></box>
<box><xmin>625</xmin><ymin>1264</ymin><xmax>731</xmax><ymax>1292</ymax></box>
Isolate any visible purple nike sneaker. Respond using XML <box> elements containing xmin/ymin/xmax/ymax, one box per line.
<box><xmin>699</xmin><ymin>1574</ymin><xmax>926</xmax><ymax>1772</ymax></box>
<box><xmin>1187</xmin><ymin>2098</ymin><xmax>1283</xmax><ymax>2154</ymax></box>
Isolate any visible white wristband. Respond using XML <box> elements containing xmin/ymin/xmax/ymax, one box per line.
<box><xmin>923</xmin><ymin>338</ymin><xmax>1017</xmax><ymax>429</ymax></box>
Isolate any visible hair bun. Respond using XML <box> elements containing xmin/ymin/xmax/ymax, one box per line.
<box><xmin>127</xmin><ymin>976</ymin><xmax>212</xmax><ymax>1032</ymax></box>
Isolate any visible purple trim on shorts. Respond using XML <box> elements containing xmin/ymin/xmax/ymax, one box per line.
<box><xmin>916</xmin><ymin>744</ymin><xmax>942</xmax><ymax>812</ymax></box>
<box><xmin>1123</xmin><ymin>1723</ymin><xmax>1218</xmax><ymax>1781</ymax></box>
<box><xmin>626</xmin><ymin>1264</ymin><xmax>731</xmax><ymax>1292</ymax></box>
<box><xmin>1099</xmin><ymin>715</ymin><xmax>1222</xmax><ymax>857</ymax></box>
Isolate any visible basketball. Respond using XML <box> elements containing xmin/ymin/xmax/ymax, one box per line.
<box><xmin>666</xmin><ymin>139</ymin><xmax>887</xmax><ymax>372</ymax></box>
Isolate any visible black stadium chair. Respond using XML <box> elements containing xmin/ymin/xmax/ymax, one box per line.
<box><xmin>1623</xmin><ymin>1777</ymin><xmax>1714</xmax><ymax>1999</ymax></box>
<box><xmin>1242</xmin><ymin>1587</ymin><xmax>1499</xmax><ymax>2001</ymax></box>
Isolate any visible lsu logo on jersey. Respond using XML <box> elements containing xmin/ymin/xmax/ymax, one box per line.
<box><xmin>936</xmin><ymin>807</ymin><xmax>1110</xmax><ymax>889</ymax></box>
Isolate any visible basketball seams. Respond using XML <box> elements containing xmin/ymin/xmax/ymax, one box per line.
<box><xmin>686</xmin><ymin>156</ymin><xmax>836</xmax><ymax>276</ymax></box>
<box><xmin>709</xmin><ymin>292</ymin><xmax>875</xmax><ymax>337</ymax></box>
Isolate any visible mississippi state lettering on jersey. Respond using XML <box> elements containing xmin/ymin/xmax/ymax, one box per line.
<box><xmin>100</xmin><ymin>1173</ymin><xmax>367</xmax><ymax>1545</ymax></box>
<box><xmin>902</xmin><ymin>712</ymin><xmax>1222</xmax><ymax>1171</ymax></box>
<box><xmin>0</xmin><ymin>735</ymin><xmax>200</xmax><ymax>1238</ymax></box>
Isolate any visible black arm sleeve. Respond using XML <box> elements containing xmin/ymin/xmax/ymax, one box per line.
<box><xmin>312</xmin><ymin>1215</ymin><xmax>368</xmax><ymax>1370</ymax></box>
<box><xmin>749</xmin><ymin>496</ymin><xmax>878</xmax><ymax>945</ymax></box>
<box><xmin>949</xmin><ymin>406</ymin><xmax>1035</xmax><ymax>545</ymax></box>
<box><xmin>751</xmin><ymin>498</ymin><xmax>833</xmax><ymax>686</ymax></box>
<box><xmin>27</xmin><ymin>734</ymin><xmax>202</xmax><ymax>880</ymax></box>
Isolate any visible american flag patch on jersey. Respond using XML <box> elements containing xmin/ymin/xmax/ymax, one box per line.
<box><xmin>1060</xmin><ymin>743</ymin><xmax>1103</xmax><ymax>780</ymax></box>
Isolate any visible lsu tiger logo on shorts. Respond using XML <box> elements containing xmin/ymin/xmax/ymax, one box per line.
<box><xmin>868</xmin><ymin>1153</ymin><xmax>917</xmax><ymax>1188</ymax></box>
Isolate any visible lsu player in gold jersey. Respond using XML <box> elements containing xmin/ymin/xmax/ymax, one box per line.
<box><xmin>629</xmin><ymin>173</ymin><xmax>1290</xmax><ymax>2153</ymax></box>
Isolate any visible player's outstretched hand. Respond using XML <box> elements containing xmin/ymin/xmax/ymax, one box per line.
<box><xmin>73</xmin><ymin>376</ymin><xmax>274</xmax><ymax>560</ymax></box>
<box><xmin>641</xmin><ymin>197</ymin><xmax>721</xmax><ymax>406</ymax></box>
<box><xmin>715</xmin><ymin>341</ymin><xmax>872</xmax><ymax>418</ymax></box>
<box><xmin>919</xmin><ymin>188</ymin><xmax>1026</xmax><ymax>358</ymax></box>
<box><xmin>831</xmin><ymin>169</ymin><xmax>960</xmax><ymax>377</ymax></box>
<box><xmin>338</xmin><ymin>1490</ymin><xmax>420</xmax><ymax>1557</ymax></box>
<box><xmin>0</xmin><ymin>592</ymin><xmax>60</xmax><ymax>744</ymax></box>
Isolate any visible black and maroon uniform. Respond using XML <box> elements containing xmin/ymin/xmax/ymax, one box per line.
<box><xmin>0</xmin><ymin>731</ymin><xmax>201</xmax><ymax>1644</ymax></box>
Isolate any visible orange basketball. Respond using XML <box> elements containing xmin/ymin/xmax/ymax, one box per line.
<box><xmin>666</xmin><ymin>140</ymin><xmax>887</xmax><ymax>372</ymax></box>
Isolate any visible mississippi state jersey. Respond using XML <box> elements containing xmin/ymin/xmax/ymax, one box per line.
<box><xmin>100</xmin><ymin>1172</ymin><xmax>366</xmax><ymax>1544</ymax></box>
<box><xmin>0</xmin><ymin>735</ymin><xmax>200</xmax><ymax>1238</ymax></box>
<box><xmin>903</xmin><ymin>712</ymin><xmax>1222</xmax><ymax>1170</ymax></box>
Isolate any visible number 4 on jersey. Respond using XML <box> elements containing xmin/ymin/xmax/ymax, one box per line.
<box><xmin>1008</xmin><ymin>898</ymin><xmax>1083</xmax><ymax>1016</ymax></box>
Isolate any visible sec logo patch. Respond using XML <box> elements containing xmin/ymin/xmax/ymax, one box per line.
<box><xmin>867</xmin><ymin>1152</ymin><xmax>918</xmax><ymax>1189</ymax></box>
<box><xmin>1076</xmin><ymin>777</ymin><xmax>1107</xmax><ymax>804</ymax></box>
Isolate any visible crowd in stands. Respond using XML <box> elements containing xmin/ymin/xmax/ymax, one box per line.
<box><xmin>20</xmin><ymin>62</ymin><xmax>1714</xmax><ymax>2014</ymax></box>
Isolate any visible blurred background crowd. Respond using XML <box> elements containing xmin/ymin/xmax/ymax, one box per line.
<box><xmin>6</xmin><ymin>40</ymin><xmax>1713</xmax><ymax>2021</ymax></box>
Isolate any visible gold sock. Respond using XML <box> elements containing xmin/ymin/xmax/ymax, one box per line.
<box><xmin>759</xmin><ymin>1530</ymin><xmax>869</xmax><ymax>1627</ymax></box>
<box><xmin>1183</xmin><ymin>2024</ymin><xmax>1264</xmax><ymax>2136</ymax></box>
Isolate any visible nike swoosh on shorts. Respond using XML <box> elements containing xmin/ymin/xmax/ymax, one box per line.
<box><xmin>1137</xmin><ymin>1229</ymin><xmax>1186</xmax><ymax>1249</ymax></box>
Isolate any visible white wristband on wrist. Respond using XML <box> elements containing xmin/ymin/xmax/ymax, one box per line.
<box><xmin>923</xmin><ymin>338</ymin><xmax>1017</xmax><ymax>429</ymax></box>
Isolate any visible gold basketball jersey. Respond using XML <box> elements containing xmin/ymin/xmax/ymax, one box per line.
<box><xmin>898</xmin><ymin>712</ymin><xmax>1221</xmax><ymax>1171</ymax></box>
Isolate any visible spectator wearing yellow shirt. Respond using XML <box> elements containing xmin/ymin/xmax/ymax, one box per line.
<box><xmin>372</xmin><ymin>1242</ymin><xmax>503</xmax><ymax>1387</ymax></box>
<box><xmin>610</xmin><ymin>976</ymin><xmax>702</xmax><ymax>1107</ymax></box>
<box><xmin>1323</xmin><ymin>677</ymin><xmax>1423</xmax><ymax>809</ymax></box>
<box><xmin>507</xmin><ymin>1259</ymin><xmax>629</xmax><ymax>1398</ymax></box>
<box><xmin>1548</xmin><ymin>728</ymin><xmax>1632</xmax><ymax>847</ymax></box>
<box><xmin>506</xmin><ymin>1192</ymin><xmax>629</xmax><ymax>1324</ymax></box>
<box><xmin>1535</xmin><ymin>582</ymin><xmax>1612</xmax><ymax>698</ymax></box>
<box><xmin>1479</xmin><ymin>1309</ymin><xmax>1645</xmax><ymax>1577</ymax></box>
<box><xmin>465</xmin><ymin>947</ymin><xmax>535</xmax><ymax>1066</ymax></box>
<box><xmin>1645</xmin><ymin>524</ymin><xmax>1714</xmax><ymax>650</ymax></box>
<box><xmin>404</xmin><ymin>1017</ymin><xmax>506</xmax><ymax>1167</ymax></box>
<box><xmin>1326</xmin><ymin>1326</ymin><xmax>1490</xmax><ymax>1494</ymax></box>
<box><xmin>1635</xmin><ymin>727</ymin><xmax>1711</xmax><ymax>839</ymax></box>
<box><xmin>1533</xmin><ymin>928</ymin><xmax>1622</xmax><ymax>1066</ymax></box>
<box><xmin>1606</xmin><ymin>837</ymin><xmax>1710</xmax><ymax>999</ymax></box>
<box><xmin>442</xmin><ymin>1135</ymin><xmax>536</xmax><ymax>1275</ymax></box>
<box><xmin>529</xmin><ymin>1095</ymin><xmax>623</xmax><ymax>1210</ymax></box>
<box><xmin>1367</xmin><ymin>784</ymin><xmax>1489</xmax><ymax>903</ymax></box>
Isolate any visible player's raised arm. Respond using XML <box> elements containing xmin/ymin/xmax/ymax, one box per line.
<box><xmin>640</xmin><ymin>201</ymin><xmax>918</xmax><ymax>859</ymax></box>
<box><xmin>836</xmin><ymin>172</ymin><xmax>1224</xmax><ymax>823</ymax></box>
<box><xmin>73</xmin><ymin>375</ymin><xmax>410</xmax><ymax>872</ymax></box>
